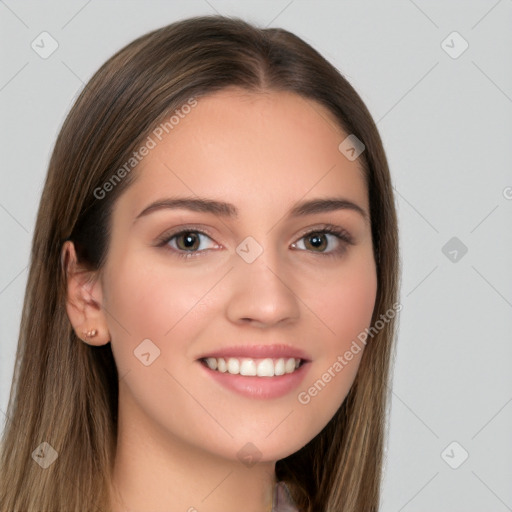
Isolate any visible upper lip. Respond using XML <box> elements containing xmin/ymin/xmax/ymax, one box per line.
<box><xmin>197</xmin><ymin>344</ymin><xmax>311</xmax><ymax>361</ymax></box>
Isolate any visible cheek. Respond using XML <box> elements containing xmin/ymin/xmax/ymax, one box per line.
<box><xmin>102</xmin><ymin>251</ymin><xmax>217</xmax><ymax>371</ymax></box>
<box><xmin>100</xmin><ymin>253</ymin><xmax>223</xmax><ymax>437</ymax></box>
<box><xmin>294</xmin><ymin>253</ymin><xmax>377</xmax><ymax>426</ymax></box>
<box><xmin>306</xmin><ymin>251</ymin><xmax>377</xmax><ymax>353</ymax></box>
<box><xmin>325</xmin><ymin>269</ymin><xmax>377</xmax><ymax>347</ymax></box>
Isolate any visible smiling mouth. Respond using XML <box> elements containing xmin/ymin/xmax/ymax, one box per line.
<box><xmin>199</xmin><ymin>356</ymin><xmax>306</xmax><ymax>377</ymax></box>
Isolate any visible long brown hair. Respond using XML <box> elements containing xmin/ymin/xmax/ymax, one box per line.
<box><xmin>0</xmin><ymin>15</ymin><xmax>400</xmax><ymax>512</ymax></box>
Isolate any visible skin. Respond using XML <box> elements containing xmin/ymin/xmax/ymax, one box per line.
<box><xmin>63</xmin><ymin>87</ymin><xmax>377</xmax><ymax>512</ymax></box>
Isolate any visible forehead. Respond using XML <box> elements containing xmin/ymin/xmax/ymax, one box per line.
<box><xmin>119</xmin><ymin>88</ymin><xmax>368</xmax><ymax>219</ymax></box>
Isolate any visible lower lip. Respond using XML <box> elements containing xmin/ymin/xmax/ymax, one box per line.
<box><xmin>198</xmin><ymin>360</ymin><xmax>311</xmax><ymax>399</ymax></box>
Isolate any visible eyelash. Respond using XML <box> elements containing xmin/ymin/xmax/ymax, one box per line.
<box><xmin>155</xmin><ymin>224</ymin><xmax>354</xmax><ymax>260</ymax></box>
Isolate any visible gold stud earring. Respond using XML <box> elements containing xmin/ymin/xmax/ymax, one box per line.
<box><xmin>82</xmin><ymin>329</ymin><xmax>98</xmax><ymax>339</ymax></box>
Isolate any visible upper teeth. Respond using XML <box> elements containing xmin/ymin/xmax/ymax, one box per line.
<box><xmin>204</xmin><ymin>357</ymin><xmax>301</xmax><ymax>377</ymax></box>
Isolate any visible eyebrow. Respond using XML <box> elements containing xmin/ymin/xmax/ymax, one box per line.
<box><xmin>133</xmin><ymin>196</ymin><xmax>369</xmax><ymax>223</ymax></box>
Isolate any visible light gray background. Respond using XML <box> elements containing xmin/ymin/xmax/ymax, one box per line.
<box><xmin>1</xmin><ymin>1</ymin><xmax>511</xmax><ymax>510</ymax></box>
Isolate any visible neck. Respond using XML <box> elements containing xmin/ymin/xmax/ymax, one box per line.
<box><xmin>109</xmin><ymin>388</ymin><xmax>277</xmax><ymax>512</ymax></box>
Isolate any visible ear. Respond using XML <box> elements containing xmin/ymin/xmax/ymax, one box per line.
<box><xmin>61</xmin><ymin>241</ymin><xmax>111</xmax><ymax>346</ymax></box>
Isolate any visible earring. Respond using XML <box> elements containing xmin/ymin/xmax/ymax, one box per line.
<box><xmin>82</xmin><ymin>329</ymin><xmax>98</xmax><ymax>339</ymax></box>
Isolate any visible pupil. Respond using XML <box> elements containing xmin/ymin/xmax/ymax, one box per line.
<box><xmin>180</xmin><ymin>232</ymin><xmax>198</xmax><ymax>250</ymax></box>
<box><xmin>308</xmin><ymin>233</ymin><xmax>326</xmax><ymax>251</ymax></box>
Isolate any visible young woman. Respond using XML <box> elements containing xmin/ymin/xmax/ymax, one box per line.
<box><xmin>0</xmin><ymin>15</ymin><xmax>400</xmax><ymax>512</ymax></box>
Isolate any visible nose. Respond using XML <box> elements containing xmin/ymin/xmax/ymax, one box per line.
<box><xmin>225</xmin><ymin>249</ymin><xmax>301</xmax><ymax>328</ymax></box>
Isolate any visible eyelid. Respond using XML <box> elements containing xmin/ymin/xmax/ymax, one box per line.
<box><xmin>290</xmin><ymin>224</ymin><xmax>354</xmax><ymax>258</ymax></box>
<box><xmin>155</xmin><ymin>224</ymin><xmax>218</xmax><ymax>243</ymax></box>
<box><xmin>155</xmin><ymin>223</ymin><xmax>355</xmax><ymax>259</ymax></box>
<box><xmin>294</xmin><ymin>224</ymin><xmax>355</xmax><ymax>245</ymax></box>
<box><xmin>154</xmin><ymin>225</ymin><xmax>221</xmax><ymax>259</ymax></box>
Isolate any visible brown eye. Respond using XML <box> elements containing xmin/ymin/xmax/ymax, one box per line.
<box><xmin>304</xmin><ymin>232</ymin><xmax>328</xmax><ymax>252</ymax></box>
<box><xmin>175</xmin><ymin>232</ymin><xmax>201</xmax><ymax>251</ymax></box>
<box><xmin>290</xmin><ymin>227</ymin><xmax>353</xmax><ymax>257</ymax></box>
<box><xmin>162</xmin><ymin>230</ymin><xmax>218</xmax><ymax>254</ymax></box>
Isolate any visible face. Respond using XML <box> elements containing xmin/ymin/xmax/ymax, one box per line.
<box><xmin>97</xmin><ymin>88</ymin><xmax>377</xmax><ymax>462</ymax></box>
